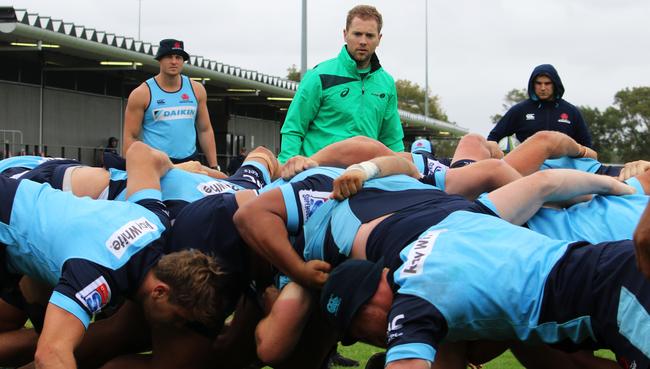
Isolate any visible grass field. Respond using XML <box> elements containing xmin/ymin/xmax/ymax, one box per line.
<box><xmin>330</xmin><ymin>343</ymin><xmax>617</xmax><ymax>369</ymax></box>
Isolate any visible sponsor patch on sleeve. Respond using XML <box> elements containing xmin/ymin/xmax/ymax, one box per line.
<box><xmin>298</xmin><ymin>190</ymin><xmax>331</xmax><ymax>222</ymax></box>
<box><xmin>106</xmin><ymin>217</ymin><xmax>159</xmax><ymax>259</ymax></box>
<box><xmin>75</xmin><ymin>276</ymin><xmax>111</xmax><ymax>314</ymax></box>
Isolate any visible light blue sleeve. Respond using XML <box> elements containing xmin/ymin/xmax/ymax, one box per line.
<box><xmin>128</xmin><ymin>189</ymin><xmax>162</xmax><ymax>203</ymax></box>
<box><xmin>386</xmin><ymin>343</ymin><xmax>436</xmax><ymax>364</ymax></box>
<box><xmin>280</xmin><ymin>184</ymin><xmax>300</xmax><ymax>233</ymax></box>
<box><xmin>49</xmin><ymin>291</ymin><xmax>91</xmax><ymax>329</ymax></box>
<box><xmin>625</xmin><ymin>177</ymin><xmax>645</xmax><ymax>195</ymax></box>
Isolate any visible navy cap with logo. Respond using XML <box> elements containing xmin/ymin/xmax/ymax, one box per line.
<box><xmin>155</xmin><ymin>39</ymin><xmax>190</xmax><ymax>61</ymax></box>
<box><xmin>320</xmin><ymin>258</ymin><xmax>384</xmax><ymax>345</ymax></box>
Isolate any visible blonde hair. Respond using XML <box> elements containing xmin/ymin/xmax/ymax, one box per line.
<box><xmin>346</xmin><ymin>5</ymin><xmax>383</xmax><ymax>33</ymax></box>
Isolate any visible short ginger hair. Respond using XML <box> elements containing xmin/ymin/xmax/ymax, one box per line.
<box><xmin>346</xmin><ymin>5</ymin><xmax>383</xmax><ymax>33</ymax></box>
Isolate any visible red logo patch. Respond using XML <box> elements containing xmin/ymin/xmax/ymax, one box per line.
<box><xmin>181</xmin><ymin>93</ymin><xmax>189</xmax><ymax>100</ymax></box>
<box><xmin>174</xmin><ymin>42</ymin><xmax>181</xmax><ymax>49</ymax></box>
<box><xmin>416</xmin><ymin>142</ymin><xmax>424</xmax><ymax>147</ymax></box>
<box><xmin>560</xmin><ymin>113</ymin><xmax>569</xmax><ymax>120</ymax></box>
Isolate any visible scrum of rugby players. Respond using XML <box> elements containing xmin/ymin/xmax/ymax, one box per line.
<box><xmin>2</xmin><ymin>129</ymin><xmax>650</xmax><ymax>369</ymax></box>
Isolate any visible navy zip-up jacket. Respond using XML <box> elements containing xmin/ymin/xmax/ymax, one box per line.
<box><xmin>488</xmin><ymin>64</ymin><xmax>592</xmax><ymax>147</ymax></box>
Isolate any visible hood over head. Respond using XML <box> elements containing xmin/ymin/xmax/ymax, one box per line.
<box><xmin>527</xmin><ymin>64</ymin><xmax>564</xmax><ymax>101</ymax></box>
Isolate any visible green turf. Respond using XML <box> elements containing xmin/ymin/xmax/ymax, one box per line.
<box><xmin>330</xmin><ymin>343</ymin><xmax>617</xmax><ymax>369</ymax></box>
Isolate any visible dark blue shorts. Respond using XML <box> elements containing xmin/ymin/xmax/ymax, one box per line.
<box><xmin>225</xmin><ymin>163</ymin><xmax>267</xmax><ymax>190</ymax></box>
<box><xmin>1</xmin><ymin>167</ymin><xmax>30</xmax><ymax>178</ymax></box>
<box><xmin>19</xmin><ymin>159</ymin><xmax>83</xmax><ymax>189</ymax></box>
<box><xmin>596</xmin><ymin>164</ymin><xmax>623</xmax><ymax>178</ymax></box>
<box><xmin>540</xmin><ymin>240</ymin><xmax>650</xmax><ymax>368</ymax></box>
<box><xmin>449</xmin><ymin>159</ymin><xmax>475</xmax><ymax>168</ymax></box>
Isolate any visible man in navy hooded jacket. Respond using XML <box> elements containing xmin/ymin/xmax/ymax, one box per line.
<box><xmin>488</xmin><ymin>64</ymin><xmax>593</xmax><ymax>148</ymax></box>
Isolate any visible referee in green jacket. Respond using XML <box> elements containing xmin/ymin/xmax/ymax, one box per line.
<box><xmin>279</xmin><ymin>5</ymin><xmax>405</xmax><ymax>163</ymax></box>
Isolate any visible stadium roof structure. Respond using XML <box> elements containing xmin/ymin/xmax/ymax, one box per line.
<box><xmin>0</xmin><ymin>7</ymin><xmax>468</xmax><ymax>137</ymax></box>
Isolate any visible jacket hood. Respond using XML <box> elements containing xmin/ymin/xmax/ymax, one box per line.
<box><xmin>527</xmin><ymin>64</ymin><xmax>564</xmax><ymax>101</ymax></box>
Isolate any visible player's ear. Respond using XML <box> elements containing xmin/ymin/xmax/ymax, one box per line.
<box><xmin>151</xmin><ymin>283</ymin><xmax>171</xmax><ymax>301</ymax></box>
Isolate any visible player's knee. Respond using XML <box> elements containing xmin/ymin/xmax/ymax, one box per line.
<box><xmin>528</xmin><ymin>170</ymin><xmax>559</xmax><ymax>195</ymax></box>
<box><xmin>248</xmin><ymin>146</ymin><xmax>273</xmax><ymax>158</ymax></box>
<box><xmin>248</xmin><ymin>147</ymin><xmax>279</xmax><ymax>176</ymax></box>
<box><xmin>124</xmin><ymin>141</ymin><xmax>149</xmax><ymax>159</ymax></box>
<box><xmin>460</xmin><ymin>133</ymin><xmax>486</xmax><ymax>146</ymax></box>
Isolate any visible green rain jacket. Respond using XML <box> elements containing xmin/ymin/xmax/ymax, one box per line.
<box><xmin>278</xmin><ymin>46</ymin><xmax>404</xmax><ymax>162</ymax></box>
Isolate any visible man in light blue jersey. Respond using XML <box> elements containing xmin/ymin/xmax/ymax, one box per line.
<box><xmin>123</xmin><ymin>39</ymin><xmax>218</xmax><ymax>168</ymax></box>
<box><xmin>313</xmin><ymin>170</ymin><xmax>646</xmax><ymax>369</ymax></box>
<box><xmin>0</xmin><ymin>143</ymin><xmax>226</xmax><ymax>368</ymax></box>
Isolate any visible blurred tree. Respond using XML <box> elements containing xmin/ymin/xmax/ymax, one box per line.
<box><xmin>580</xmin><ymin>86</ymin><xmax>650</xmax><ymax>163</ymax></box>
<box><xmin>286</xmin><ymin>64</ymin><xmax>301</xmax><ymax>82</ymax></box>
<box><xmin>394</xmin><ymin>79</ymin><xmax>448</xmax><ymax>121</ymax></box>
<box><xmin>579</xmin><ymin>106</ymin><xmax>624</xmax><ymax>163</ymax></box>
<box><xmin>490</xmin><ymin>88</ymin><xmax>527</xmax><ymax>123</ymax></box>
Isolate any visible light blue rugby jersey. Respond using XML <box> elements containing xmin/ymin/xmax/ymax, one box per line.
<box><xmin>0</xmin><ymin>156</ymin><xmax>61</xmax><ymax>176</ymax></box>
<box><xmin>0</xmin><ymin>180</ymin><xmax>166</xmax><ymax>286</ymax></box>
<box><xmin>525</xmin><ymin>191</ymin><xmax>649</xmax><ymax>243</ymax></box>
<box><xmin>386</xmin><ymin>211</ymin><xmax>574</xmax><ymax>364</ymax></box>
<box><xmin>540</xmin><ymin>157</ymin><xmax>602</xmax><ymax>173</ymax></box>
<box><xmin>142</xmin><ymin>75</ymin><xmax>198</xmax><ymax>159</ymax></box>
<box><xmin>303</xmin><ymin>174</ymin><xmax>438</xmax><ymax>262</ymax></box>
<box><xmin>261</xmin><ymin>166</ymin><xmax>343</xmax><ymax>290</ymax></box>
<box><xmin>411</xmin><ymin>153</ymin><xmax>448</xmax><ymax>191</ymax></box>
<box><xmin>476</xmin><ymin>176</ymin><xmax>647</xmax><ymax>244</ymax></box>
<box><xmin>273</xmin><ymin>167</ymin><xmax>344</xmax><ymax>234</ymax></box>
<box><xmin>111</xmin><ymin>168</ymin><xmax>247</xmax><ymax>202</ymax></box>
<box><xmin>260</xmin><ymin>166</ymin><xmax>344</xmax><ymax>193</ymax></box>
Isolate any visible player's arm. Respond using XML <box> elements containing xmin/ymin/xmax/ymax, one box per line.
<box><xmin>34</xmin><ymin>304</ymin><xmax>85</xmax><ymax>369</ymax></box>
<box><xmin>192</xmin><ymin>81</ymin><xmax>218</xmax><ymax>168</ymax></box>
<box><xmin>331</xmin><ymin>156</ymin><xmax>420</xmax><ymax>200</ymax></box>
<box><xmin>122</xmin><ymin>84</ymin><xmax>149</xmax><ymax>156</ymax></box>
<box><xmin>487</xmin><ymin>169</ymin><xmax>635</xmax><ymax>225</ymax></box>
<box><xmin>255</xmin><ymin>282</ymin><xmax>313</xmax><ymax>364</ymax></box>
<box><xmin>233</xmin><ymin>189</ymin><xmax>330</xmax><ymax>288</ymax></box>
<box><xmin>634</xmin><ymin>202</ymin><xmax>650</xmax><ymax>279</ymax></box>
<box><xmin>504</xmin><ymin>131</ymin><xmax>596</xmax><ymax>176</ymax></box>
<box><xmin>281</xmin><ymin>136</ymin><xmax>396</xmax><ymax>180</ymax></box>
<box><xmin>278</xmin><ymin>71</ymin><xmax>322</xmax><ymax>163</ymax></box>
<box><xmin>486</xmin><ymin>107</ymin><xmax>517</xmax><ymax>143</ymax></box>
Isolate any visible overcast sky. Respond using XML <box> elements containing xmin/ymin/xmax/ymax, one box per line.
<box><xmin>9</xmin><ymin>0</ymin><xmax>650</xmax><ymax>135</ymax></box>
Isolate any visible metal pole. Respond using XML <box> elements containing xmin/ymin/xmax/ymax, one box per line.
<box><xmin>424</xmin><ymin>0</ymin><xmax>429</xmax><ymax>118</ymax></box>
<box><xmin>300</xmin><ymin>0</ymin><xmax>307</xmax><ymax>79</ymax></box>
<box><xmin>138</xmin><ymin>0</ymin><xmax>142</xmax><ymax>40</ymax></box>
